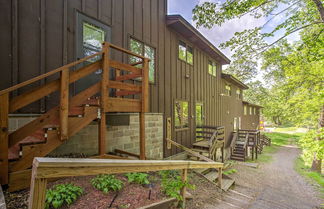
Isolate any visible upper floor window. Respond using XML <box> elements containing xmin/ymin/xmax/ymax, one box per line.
<box><xmin>244</xmin><ymin>105</ymin><xmax>247</xmax><ymax>115</ymax></box>
<box><xmin>250</xmin><ymin>106</ymin><xmax>253</xmax><ymax>115</ymax></box>
<box><xmin>236</xmin><ymin>89</ymin><xmax>241</xmax><ymax>99</ymax></box>
<box><xmin>254</xmin><ymin>107</ymin><xmax>257</xmax><ymax>115</ymax></box>
<box><xmin>175</xmin><ymin>100</ymin><xmax>189</xmax><ymax>129</ymax></box>
<box><xmin>208</xmin><ymin>61</ymin><xmax>217</xmax><ymax>77</ymax></box>
<box><xmin>129</xmin><ymin>38</ymin><xmax>155</xmax><ymax>83</ymax></box>
<box><xmin>225</xmin><ymin>84</ymin><xmax>231</xmax><ymax>96</ymax></box>
<box><xmin>178</xmin><ymin>41</ymin><xmax>193</xmax><ymax>65</ymax></box>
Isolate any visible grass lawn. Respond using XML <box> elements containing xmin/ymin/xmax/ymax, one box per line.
<box><xmin>294</xmin><ymin>157</ymin><xmax>324</xmax><ymax>196</ymax></box>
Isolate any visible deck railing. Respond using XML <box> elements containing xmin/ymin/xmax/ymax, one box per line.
<box><xmin>28</xmin><ymin>157</ymin><xmax>223</xmax><ymax>209</ymax></box>
<box><xmin>0</xmin><ymin>42</ymin><xmax>149</xmax><ymax>185</ymax></box>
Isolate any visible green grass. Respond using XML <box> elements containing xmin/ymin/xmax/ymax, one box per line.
<box><xmin>294</xmin><ymin>157</ymin><xmax>324</xmax><ymax>196</ymax></box>
<box><xmin>223</xmin><ymin>169</ymin><xmax>237</xmax><ymax>175</ymax></box>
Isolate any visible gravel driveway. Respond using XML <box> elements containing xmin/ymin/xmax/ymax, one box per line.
<box><xmin>188</xmin><ymin>144</ymin><xmax>323</xmax><ymax>209</ymax></box>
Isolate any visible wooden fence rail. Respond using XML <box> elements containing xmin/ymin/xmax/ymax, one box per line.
<box><xmin>28</xmin><ymin>157</ymin><xmax>223</xmax><ymax>209</ymax></box>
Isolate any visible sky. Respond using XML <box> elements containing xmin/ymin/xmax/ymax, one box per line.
<box><xmin>167</xmin><ymin>0</ymin><xmax>300</xmax><ymax>65</ymax></box>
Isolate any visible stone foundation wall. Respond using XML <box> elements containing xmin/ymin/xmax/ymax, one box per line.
<box><xmin>9</xmin><ymin>113</ymin><xmax>164</xmax><ymax>159</ymax></box>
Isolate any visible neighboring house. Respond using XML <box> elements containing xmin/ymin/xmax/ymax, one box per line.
<box><xmin>0</xmin><ymin>0</ymin><xmax>261</xmax><ymax>160</ymax></box>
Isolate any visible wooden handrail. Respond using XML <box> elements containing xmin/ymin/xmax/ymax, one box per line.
<box><xmin>0</xmin><ymin>52</ymin><xmax>103</xmax><ymax>95</ymax></box>
<box><xmin>29</xmin><ymin>157</ymin><xmax>222</xmax><ymax>209</ymax></box>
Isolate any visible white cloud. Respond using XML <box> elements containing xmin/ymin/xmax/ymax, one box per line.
<box><xmin>193</xmin><ymin>14</ymin><xmax>266</xmax><ymax>58</ymax></box>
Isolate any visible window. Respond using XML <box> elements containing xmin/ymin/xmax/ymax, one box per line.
<box><xmin>225</xmin><ymin>84</ymin><xmax>231</xmax><ymax>96</ymax></box>
<box><xmin>254</xmin><ymin>107</ymin><xmax>256</xmax><ymax>115</ymax></box>
<box><xmin>238</xmin><ymin>117</ymin><xmax>241</xmax><ymax>129</ymax></box>
<box><xmin>233</xmin><ymin>117</ymin><xmax>237</xmax><ymax>130</ymax></box>
<box><xmin>195</xmin><ymin>103</ymin><xmax>203</xmax><ymax>126</ymax></box>
<box><xmin>175</xmin><ymin>101</ymin><xmax>189</xmax><ymax>129</ymax></box>
<box><xmin>76</xmin><ymin>12</ymin><xmax>111</xmax><ymax>94</ymax></box>
<box><xmin>236</xmin><ymin>89</ymin><xmax>241</xmax><ymax>99</ymax></box>
<box><xmin>208</xmin><ymin>61</ymin><xmax>217</xmax><ymax>77</ymax></box>
<box><xmin>244</xmin><ymin>105</ymin><xmax>247</xmax><ymax>115</ymax></box>
<box><xmin>250</xmin><ymin>107</ymin><xmax>253</xmax><ymax>115</ymax></box>
<box><xmin>178</xmin><ymin>41</ymin><xmax>193</xmax><ymax>65</ymax></box>
<box><xmin>129</xmin><ymin>38</ymin><xmax>156</xmax><ymax>83</ymax></box>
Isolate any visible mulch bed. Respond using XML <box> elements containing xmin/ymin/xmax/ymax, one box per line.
<box><xmin>4</xmin><ymin>172</ymin><xmax>168</xmax><ymax>209</ymax></box>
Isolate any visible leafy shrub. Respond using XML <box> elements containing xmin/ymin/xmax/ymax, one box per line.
<box><xmin>91</xmin><ymin>174</ymin><xmax>123</xmax><ymax>194</ymax></box>
<box><xmin>223</xmin><ymin>169</ymin><xmax>237</xmax><ymax>175</ymax></box>
<box><xmin>125</xmin><ymin>172</ymin><xmax>150</xmax><ymax>185</ymax></box>
<box><xmin>45</xmin><ymin>183</ymin><xmax>83</xmax><ymax>209</ymax></box>
<box><xmin>298</xmin><ymin>128</ymin><xmax>324</xmax><ymax>167</ymax></box>
<box><xmin>159</xmin><ymin>170</ymin><xmax>195</xmax><ymax>201</ymax></box>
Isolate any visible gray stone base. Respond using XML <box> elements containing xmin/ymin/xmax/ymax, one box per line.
<box><xmin>9</xmin><ymin>113</ymin><xmax>164</xmax><ymax>160</ymax></box>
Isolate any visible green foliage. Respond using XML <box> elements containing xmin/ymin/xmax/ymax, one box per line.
<box><xmin>223</xmin><ymin>169</ymin><xmax>237</xmax><ymax>175</ymax></box>
<box><xmin>159</xmin><ymin>170</ymin><xmax>195</xmax><ymax>201</ymax></box>
<box><xmin>45</xmin><ymin>184</ymin><xmax>83</xmax><ymax>209</ymax></box>
<box><xmin>91</xmin><ymin>174</ymin><xmax>123</xmax><ymax>194</ymax></box>
<box><xmin>265</xmin><ymin>132</ymin><xmax>303</xmax><ymax>146</ymax></box>
<box><xmin>295</xmin><ymin>157</ymin><xmax>324</xmax><ymax>194</ymax></box>
<box><xmin>298</xmin><ymin>128</ymin><xmax>324</xmax><ymax>167</ymax></box>
<box><xmin>125</xmin><ymin>172</ymin><xmax>150</xmax><ymax>185</ymax></box>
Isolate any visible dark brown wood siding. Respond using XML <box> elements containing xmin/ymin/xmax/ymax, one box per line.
<box><xmin>0</xmin><ymin>0</ymin><xmax>255</xmax><ymax>157</ymax></box>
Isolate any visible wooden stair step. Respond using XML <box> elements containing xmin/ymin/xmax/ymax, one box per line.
<box><xmin>81</xmin><ymin>97</ymin><xmax>100</xmax><ymax>106</ymax></box>
<box><xmin>193</xmin><ymin>168</ymin><xmax>211</xmax><ymax>175</ymax></box>
<box><xmin>204</xmin><ymin>171</ymin><xmax>218</xmax><ymax>182</ymax></box>
<box><xmin>68</xmin><ymin>106</ymin><xmax>85</xmax><ymax>116</ymax></box>
<box><xmin>221</xmin><ymin>179</ymin><xmax>235</xmax><ymax>191</ymax></box>
<box><xmin>230</xmin><ymin>156</ymin><xmax>245</xmax><ymax>161</ymax></box>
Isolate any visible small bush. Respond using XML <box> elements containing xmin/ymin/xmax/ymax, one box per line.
<box><xmin>159</xmin><ymin>170</ymin><xmax>195</xmax><ymax>201</ymax></box>
<box><xmin>125</xmin><ymin>172</ymin><xmax>150</xmax><ymax>185</ymax></box>
<box><xmin>91</xmin><ymin>174</ymin><xmax>123</xmax><ymax>194</ymax></box>
<box><xmin>223</xmin><ymin>169</ymin><xmax>237</xmax><ymax>175</ymax></box>
<box><xmin>45</xmin><ymin>183</ymin><xmax>83</xmax><ymax>209</ymax></box>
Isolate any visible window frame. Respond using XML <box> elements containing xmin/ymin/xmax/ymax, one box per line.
<box><xmin>178</xmin><ymin>40</ymin><xmax>194</xmax><ymax>65</ymax></box>
<box><xmin>128</xmin><ymin>36</ymin><xmax>157</xmax><ymax>84</ymax></box>
<box><xmin>225</xmin><ymin>84</ymin><xmax>232</xmax><ymax>96</ymax></box>
<box><xmin>208</xmin><ymin>60</ymin><xmax>217</xmax><ymax>77</ymax></box>
<box><xmin>236</xmin><ymin>89</ymin><xmax>241</xmax><ymax>99</ymax></box>
<box><xmin>174</xmin><ymin>100</ymin><xmax>190</xmax><ymax>131</ymax></box>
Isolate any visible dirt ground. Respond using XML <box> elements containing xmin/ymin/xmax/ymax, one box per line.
<box><xmin>187</xmin><ymin>144</ymin><xmax>324</xmax><ymax>209</ymax></box>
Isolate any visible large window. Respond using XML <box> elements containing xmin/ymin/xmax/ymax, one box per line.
<box><xmin>195</xmin><ymin>103</ymin><xmax>203</xmax><ymax>126</ymax></box>
<box><xmin>175</xmin><ymin>101</ymin><xmax>189</xmax><ymax>129</ymax></box>
<box><xmin>178</xmin><ymin>41</ymin><xmax>193</xmax><ymax>65</ymax></box>
<box><xmin>225</xmin><ymin>84</ymin><xmax>231</xmax><ymax>96</ymax></box>
<box><xmin>129</xmin><ymin>38</ymin><xmax>155</xmax><ymax>83</ymax></box>
<box><xmin>250</xmin><ymin>106</ymin><xmax>253</xmax><ymax>115</ymax></box>
<box><xmin>244</xmin><ymin>105</ymin><xmax>247</xmax><ymax>115</ymax></box>
<box><xmin>233</xmin><ymin>117</ymin><xmax>237</xmax><ymax>130</ymax></box>
<box><xmin>208</xmin><ymin>61</ymin><xmax>217</xmax><ymax>77</ymax></box>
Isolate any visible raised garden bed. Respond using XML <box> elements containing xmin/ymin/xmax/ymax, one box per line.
<box><xmin>4</xmin><ymin>171</ymin><xmax>186</xmax><ymax>209</ymax></box>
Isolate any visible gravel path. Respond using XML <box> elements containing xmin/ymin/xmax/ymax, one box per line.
<box><xmin>188</xmin><ymin>144</ymin><xmax>323</xmax><ymax>209</ymax></box>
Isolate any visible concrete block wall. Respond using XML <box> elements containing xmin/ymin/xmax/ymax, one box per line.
<box><xmin>9</xmin><ymin>113</ymin><xmax>164</xmax><ymax>159</ymax></box>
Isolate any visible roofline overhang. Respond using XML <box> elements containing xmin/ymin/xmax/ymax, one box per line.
<box><xmin>166</xmin><ymin>15</ymin><xmax>231</xmax><ymax>65</ymax></box>
<box><xmin>242</xmin><ymin>101</ymin><xmax>263</xmax><ymax>108</ymax></box>
<box><xmin>221</xmin><ymin>73</ymin><xmax>249</xmax><ymax>90</ymax></box>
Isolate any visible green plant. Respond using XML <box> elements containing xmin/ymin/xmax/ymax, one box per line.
<box><xmin>223</xmin><ymin>169</ymin><xmax>237</xmax><ymax>175</ymax></box>
<box><xmin>91</xmin><ymin>174</ymin><xmax>123</xmax><ymax>194</ymax></box>
<box><xmin>125</xmin><ymin>172</ymin><xmax>150</xmax><ymax>185</ymax></box>
<box><xmin>159</xmin><ymin>170</ymin><xmax>195</xmax><ymax>201</ymax></box>
<box><xmin>45</xmin><ymin>183</ymin><xmax>83</xmax><ymax>209</ymax></box>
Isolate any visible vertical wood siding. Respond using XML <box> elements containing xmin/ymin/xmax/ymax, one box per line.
<box><xmin>0</xmin><ymin>0</ymin><xmax>255</xmax><ymax>157</ymax></box>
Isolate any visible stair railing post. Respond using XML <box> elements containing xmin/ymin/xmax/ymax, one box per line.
<box><xmin>99</xmin><ymin>42</ymin><xmax>110</xmax><ymax>155</ymax></box>
<box><xmin>139</xmin><ymin>58</ymin><xmax>149</xmax><ymax>160</ymax></box>
<box><xmin>180</xmin><ymin>168</ymin><xmax>188</xmax><ymax>208</ymax></box>
<box><xmin>59</xmin><ymin>68</ymin><xmax>69</xmax><ymax>140</ymax></box>
<box><xmin>0</xmin><ymin>93</ymin><xmax>9</xmax><ymax>185</ymax></box>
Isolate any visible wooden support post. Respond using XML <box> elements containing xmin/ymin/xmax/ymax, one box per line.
<box><xmin>180</xmin><ymin>168</ymin><xmax>188</xmax><ymax>208</ymax></box>
<box><xmin>28</xmin><ymin>164</ymin><xmax>47</xmax><ymax>209</ymax></box>
<box><xmin>218</xmin><ymin>167</ymin><xmax>222</xmax><ymax>189</ymax></box>
<box><xmin>0</xmin><ymin>93</ymin><xmax>9</xmax><ymax>185</ymax></box>
<box><xmin>59</xmin><ymin>68</ymin><xmax>69</xmax><ymax>140</ymax></box>
<box><xmin>99</xmin><ymin>43</ymin><xmax>110</xmax><ymax>155</ymax></box>
<box><xmin>139</xmin><ymin>58</ymin><xmax>149</xmax><ymax>160</ymax></box>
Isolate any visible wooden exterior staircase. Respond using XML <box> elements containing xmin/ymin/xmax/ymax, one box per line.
<box><xmin>0</xmin><ymin>42</ymin><xmax>149</xmax><ymax>191</ymax></box>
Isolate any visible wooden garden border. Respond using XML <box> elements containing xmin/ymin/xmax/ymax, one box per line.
<box><xmin>28</xmin><ymin>157</ymin><xmax>223</xmax><ymax>209</ymax></box>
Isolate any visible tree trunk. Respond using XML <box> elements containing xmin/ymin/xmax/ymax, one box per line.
<box><xmin>311</xmin><ymin>105</ymin><xmax>324</xmax><ymax>173</ymax></box>
<box><xmin>312</xmin><ymin>0</ymin><xmax>324</xmax><ymax>22</ymax></box>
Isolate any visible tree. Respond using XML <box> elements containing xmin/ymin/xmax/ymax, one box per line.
<box><xmin>193</xmin><ymin>0</ymin><xmax>324</xmax><ymax>82</ymax></box>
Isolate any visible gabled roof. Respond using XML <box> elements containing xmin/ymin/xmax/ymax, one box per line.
<box><xmin>221</xmin><ymin>73</ymin><xmax>249</xmax><ymax>90</ymax></box>
<box><xmin>166</xmin><ymin>15</ymin><xmax>231</xmax><ymax>65</ymax></box>
<box><xmin>243</xmin><ymin>101</ymin><xmax>263</xmax><ymax>108</ymax></box>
